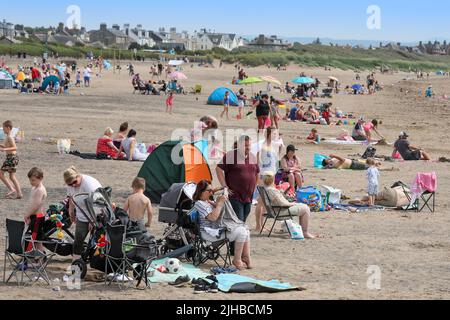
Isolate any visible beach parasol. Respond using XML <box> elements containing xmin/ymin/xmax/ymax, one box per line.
<box><xmin>169</xmin><ymin>60</ymin><xmax>184</xmax><ymax>66</ymax></box>
<box><xmin>169</xmin><ymin>71</ymin><xmax>188</xmax><ymax>80</ymax></box>
<box><xmin>260</xmin><ymin>75</ymin><xmax>282</xmax><ymax>86</ymax></box>
<box><xmin>328</xmin><ymin>76</ymin><xmax>339</xmax><ymax>82</ymax></box>
<box><xmin>238</xmin><ymin>76</ymin><xmax>263</xmax><ymax>95</ymax></box>
<box><xmin>292</xmin><ymin>77</ymin><xmax>315</xmax><ymax>84</ymax></box>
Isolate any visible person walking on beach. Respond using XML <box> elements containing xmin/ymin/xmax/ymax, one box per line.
<box><xmin>0</xmin><ymin>120</ymin><xmax>23</xmax><ymax>199</ymax></box>
<box><xmin>220</xmin><ymin>91</ymin><xmax>231</xmax><ymax>120</ymax></box>
<box><xmin>166</xmin><ymin>91</ymin><xmax>175</xmax><ymax>114</ymax></box>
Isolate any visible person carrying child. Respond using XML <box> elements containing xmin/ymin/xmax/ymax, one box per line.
<box><xmin>0</xmin><ymin>120</ymin><xmax>23</xmax><ymax>199</ymax></box>
<box><xmin>366</xmin><ymin>158</ymin><xmax>380</xmax><ymax>206</ymax></box>
<box><xmin>123</xmin><ymin>178</ymin><xmax>153</xmax><ymax>234</ymax></box>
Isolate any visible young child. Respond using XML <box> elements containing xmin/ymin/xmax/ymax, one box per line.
<box><xmin>124</xmin><ymin>178</ymin><xmax>153</xmax><ymax>233</ymax></box>
<box><xmin>366</xmin><ymin>158</ymin><xmax>380</xmax><ymax>206</ymax></box>
<box><xmin>0</xmin><ymin>120</ymin><xmax>23</xmax><ymax>199</ymax></box>
<box><xmin>220</xmin><ymin>91</ymin><xmax>231</xmax><ymax>120</ymax></box>
<box><xmin>306</xmin><ymin>128</ymin><xmax>321</xmax><ymax>144</ymax></box>
<box><xmin>165</xmin><ymin>91</ymin><xmax>174</xmax><ymax>114</ymax></box>
<box><xmin>25</xmin><ymin>167</ymin><xmax>47</xmax><ymax>252</ymax></box>
<box><xmin>75</xmin><ymin>70</ymin><xmax>81</xmax><ymax>87</ymax></box>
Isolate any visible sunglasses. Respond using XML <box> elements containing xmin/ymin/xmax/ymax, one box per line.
<box><xmin>68</xmin><ymin>178</ymin><xmax>79</xmax><ymax>187</ymax></box>
<box><xmin>204</xmin><ymin>188</ymin><xmax>214</xmax><ymax>194</ymax></box>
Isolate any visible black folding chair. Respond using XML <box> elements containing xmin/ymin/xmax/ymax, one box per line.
<box><xmin>257</xmin><ymin>186</ymin><xmax>294</xmax><ymax>238</ymax></box>
<box><xmin>3</xmin><ymin>219</ymin><xmax>57</xmax><ymax>286</ymax></box>
<box><xmin>190</xmin><ymin>211</ymin><xmax>232</xmax><ymax>269</ymax></box>
<box><xmin>104</xmin><ymin>224</ymin><xmax>153</xmax><ymax>290</ymax></box>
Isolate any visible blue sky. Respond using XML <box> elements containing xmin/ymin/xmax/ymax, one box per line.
<box><xmin>3</xmin><ymin>0</ymin><xmax>450</xmax><ymax>42</ymax></box>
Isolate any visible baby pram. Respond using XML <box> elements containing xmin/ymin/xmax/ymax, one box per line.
<box><xmin>41</xmin><ymin>200</ymin><xmax>75</xmax><ymax>257</ymax></box>
<box><xmin>159</xmin><ymin>183</ymin><xmax>197</xmax><ymax>257</ymax></box>
<box><xmin>70</xmin><ymin>188</ymin><xmax>158</xmax><ymax>280</ymax></box>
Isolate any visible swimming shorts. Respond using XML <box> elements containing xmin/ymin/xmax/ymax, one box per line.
<box><xmin>1</xmin><ymin>154</ymin><xmax>19</xmax><ymax>173</ymax></box>
<box><xmin>350</xmin><ymin>160</ymin><xmax>367</xmax><ymax>171</ymax></box>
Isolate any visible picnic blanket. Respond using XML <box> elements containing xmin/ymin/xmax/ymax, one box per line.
<box><xmin>147</xmin><ymin>258</ymin><xmax>210</xmax><ymax>284</ymax></box>
<box><xmin>322</xmin><ymin>139</ymin><xmax>375</xmax><ymax>146</ymax></box>
<box><xmin>332</xmin><ymin>204</ymin><xmax>386</xmax><ymax>212</ymax></box>
<box><xmin>214</xmin><ymin>274</ymin><xmax>302</xmax><ymax>293</ymax></box>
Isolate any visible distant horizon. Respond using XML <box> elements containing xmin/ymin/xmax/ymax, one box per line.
<box><xmin>3</xmin><ymin>0</ymin><xmax>450</xmax><ymax>43</ymax></box>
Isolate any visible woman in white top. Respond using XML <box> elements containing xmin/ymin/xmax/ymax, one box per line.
<box><xmin>120</xmin><ymin>129</ymin><xmax>149</xmax><ymax>162</ymax></box>
<box><xmin>255</xmin><ymin>127</ymin><xmax>284</xmax><ymax>232</ymax></box>
<box><xmin>64</xmin><ymin>166</ymin><xmax>103</xmax><ymax>260</ymax></box>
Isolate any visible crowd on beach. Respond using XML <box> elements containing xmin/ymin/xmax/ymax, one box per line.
<box><xmin>0</xmin><ymin>55</ymin><xmax>439</xmax><ymax>275</ymax></box>
<box><xmin>0</xmin><ymin>57</ymin><xmax>103</xmax><ymax>94</ymax></box>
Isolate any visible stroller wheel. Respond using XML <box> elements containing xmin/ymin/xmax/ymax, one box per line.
<box><xmin>72</xmin><ymin>259</ymin><xmax>87</xmax><ymax>280</ymax></box>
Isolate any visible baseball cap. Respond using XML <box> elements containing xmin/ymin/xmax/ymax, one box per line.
<box><xmin>400</xmin><ymin>132</ymin><xmax>409</xmax><ymax>138</ymax></box>
<box><xmin>287</xmin><ymin>145</ymin><xmax>298</xmax><ymax>153</ymax></box>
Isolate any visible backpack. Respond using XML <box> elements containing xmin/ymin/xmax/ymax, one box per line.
<box><xmin>362</xmin><ymin>146</ymin><xmax>377</xmax><ymax>159</ymax></box>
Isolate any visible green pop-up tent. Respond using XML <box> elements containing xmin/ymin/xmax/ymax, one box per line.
<box><xmin>137</xmin><ymin>140</ymin><xmax>212</xmax><ymax>203</ymax></box>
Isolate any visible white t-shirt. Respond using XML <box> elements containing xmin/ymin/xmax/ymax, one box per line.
<box><xmin>67</xmin><ymin>175</ymin><xmax>102</xmax><ymax>222</ymax></box>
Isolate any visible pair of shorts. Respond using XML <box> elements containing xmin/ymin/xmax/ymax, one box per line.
<box><xmin>1</xmin><ymin>154</ymin><xmax>19</xmax><ymax>173</ymax></box>
<box><xmin>350</xmin><ymin>160</ymin><xmax>367</xmax><ymax>171</ymax></box>
<box><xmin>368</xmin><ymin>184</ymin><xmax>379</xmax><ymax>196</ymax></box>
<box><xmin>405</xmin><ymin>150</ymin><xmax>422</xmax><ymax>161</ymax></box>
<box><xmin>258</xmin><ymin>116</ymin><xmax>272</xmax><ymax>130</ymax></box>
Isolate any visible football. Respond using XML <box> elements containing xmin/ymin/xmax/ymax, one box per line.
<box><xmin>165</xmin><ymin>258</ymin><xmax>182</xmax><ymax>274</ymax></box>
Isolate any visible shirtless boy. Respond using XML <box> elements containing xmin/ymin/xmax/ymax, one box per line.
<box><xmin>124</xmin><ymin>178</ymin><xmax>153</xmax><ymax>232</ymax></box>
<box><xmin>0</xmin><ymin>120</ymin><xmax>23</xmax><ymax>199</ymax></box>
<box><xmin>25</xmin><ymin>167</ymin><xmax>47</xmax><ymax>252</ymax></box>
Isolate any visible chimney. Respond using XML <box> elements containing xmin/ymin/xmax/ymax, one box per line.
<box><xmin>100</xmin><ymin>23</ymin><xmax>107</xmax><ymax>31</ymax></box>
<box><xmin>112</xmin><ymin>24</ymin><xmax>120</xmax><ymax>31</ymax></box>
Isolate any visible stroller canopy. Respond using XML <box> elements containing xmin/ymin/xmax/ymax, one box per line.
<box><xmin>138</xmin><ymin>141</ymin><xmax>212</xmax><ymax>204</ymax></box>
<box><xmin>159</xmin><ymin>183</ymin><xmax>196</xmax><ymax>210</ymax></box>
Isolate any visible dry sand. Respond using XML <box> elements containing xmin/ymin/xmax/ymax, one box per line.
<box><xmin>0</xmin><ymin>59</ymin><xmax>449</xmax><ymax>300</ymax></box>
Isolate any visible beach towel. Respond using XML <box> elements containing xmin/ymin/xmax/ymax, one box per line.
<box><xmin>410</xmin><ymin>173</ymin><xmax>437</xmax><ymax>204</ymax></box>
<box><xmin>214</xmin><ymin>274</ymin><xmax>302</xmax><ymax>293</ymax></box>
<box><xmin>322</xmin><ymin>139</ymin><xmax>373</xmax><ymax>146</ymax></box>
<box><xmin>147</xmin><ymin>258</ymin><xmax>210</xmax><ymax>284</ymax></box>
<box><xmin>332</xmin><ymin>204</ymin><xmax>386</xmax><ymax>212</ymax></box>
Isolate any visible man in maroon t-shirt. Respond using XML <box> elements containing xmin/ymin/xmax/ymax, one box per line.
<box><xmin>216</xmin><ymin>135</ymin><xmax>259</xmax><ymax>223</ymax></box>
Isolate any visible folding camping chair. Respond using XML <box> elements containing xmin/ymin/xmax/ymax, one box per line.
<box><xmin>3</xmin><ymin>219</ymin><xmax>57</xmax><ymax>286</ymax></box>
<box><xmin>257</xmin><ymin>186</ymin><xmax>294</xmax><ymax>238</ymax></box>
<box><xmin>394</xmin><ymin>173</ymin><xmax>437</xmax><ymax>213</ymax></box>
<box><xmin>104</xmin><ymin>223</ymin><xmax>154</xmax><ymax>290</ymax></box>
<box><xmin>190</xmin><ymin>210</ymin><xmax>232</xmax><ymax>269</ymax></box>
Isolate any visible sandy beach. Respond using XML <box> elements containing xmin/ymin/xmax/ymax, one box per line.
<box><xmin>0</xmin><ymin>59</ymin><xmax>449</xmax><ymax>300</ymax></box>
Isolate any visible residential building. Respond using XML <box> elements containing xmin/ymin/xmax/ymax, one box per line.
<box><xmin>247</xmin><ymin>34</ymin><xmax>292</xmax><ymax>51</ymax></box>
<box><xmin>0</xmin><ymin>19</ymin><xmax>14</xmax><ymax>38</ymax></box>
<box><xmin>89</xmin><ymin>23</ymin><xmax>130</xmax><ymax>49</ymax></box>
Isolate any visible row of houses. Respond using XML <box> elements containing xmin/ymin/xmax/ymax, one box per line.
<box><xmin>1</xmin><ymin>19</ymin><xmax>291</xmax><ymax>52</ymax></box>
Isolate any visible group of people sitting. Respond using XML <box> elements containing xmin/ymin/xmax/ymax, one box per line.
<box><xmin>285</xmin><ymin>103</ymin><xmax>334</xmax><ymax>125</ymax></box>
<box><xmin>96</xmin><ymin>122</ymin><xmax>150</xmax><ymax>161</ymax></box>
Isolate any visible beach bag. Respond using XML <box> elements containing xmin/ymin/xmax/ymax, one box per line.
<box><xmin>320</xmin><ymin>185</ymin><xmax>342</xmax><ymax>205</ymax></box>
<box><xmin>362</xmin><ymin>146</ymin><xmax>377</xmax><ymax>159</ymax></box>
<box><xmin>314</xmin><ymin>154</ymin><xmax>329</xmax><ymax>169</ymax></box>
<box><xmin>147</xmin><ymin>144</ymin><xmax>157</xmax><ymax>155</ymax></box>
<box><xmin>137</xmin><ymin>143</ymin><xmax>146</xmax><ymax>154</ymax></box>
<box><xmin>57</xmin><ymin>139</ymin><xmax>71</xmax><ymax>155</ymax></box>
<box><xmin>285</xmin><ymin>220</ymin><xmax>304</xmax><ymax>240</ymax></box>
<box><xmin>297</xmin><ymin>186</ymin><xmax>324</xmax><ymax>212</ymax></box>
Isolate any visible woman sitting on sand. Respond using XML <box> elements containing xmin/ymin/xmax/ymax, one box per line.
<box><xmin>120</xmin><ymin>129</ymin><xmax>149</xmax><ymax>162</ymax></box>
<box><xmin>96</xmin><ymin>128</ymin><xmax>125</xmax><ymax>159</ymax></box>
<box><xmin>113</xmin><ymin>122</ymin><xmax>129</xmax><ymax>149</ymax></box>
<box><xmin>193</xmin><ymin>180</ymin><xmax>252</xmax><ymax>270</ymax></box>
<box><xmin>262</xmin><ymin>172</ymin><xmax>316</xmax><ymax>239</ymax></box>
<box><xmin>281</xmin><ymin>145</ymin><xmax>304</xmax><ymax>193</ymax></box>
